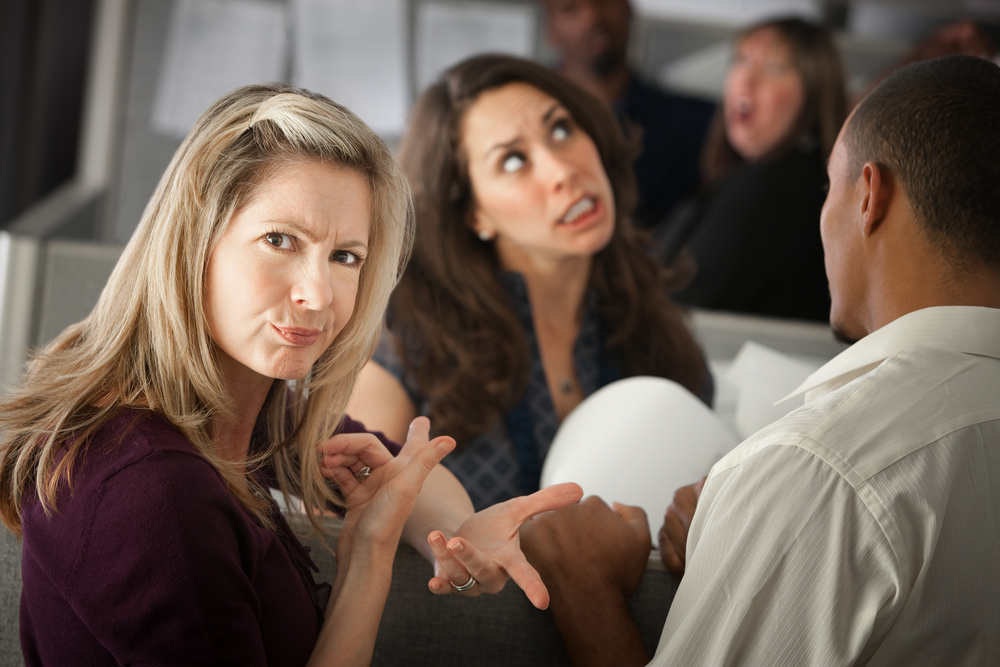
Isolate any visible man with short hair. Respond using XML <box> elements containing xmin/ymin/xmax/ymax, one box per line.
<box><xmin>540</xmin><ymin>0</ymin><xmax>714</xmax><ymax>228</ymax></box>
<box><xmin>521</xmin><ymin>55</ymin><xmax>1000</xmax><ymax>666</ymax></box>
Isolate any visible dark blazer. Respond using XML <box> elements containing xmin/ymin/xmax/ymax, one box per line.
<box><xmin>666</xmin><ymin>144</ymin><xmax>831</xmax><ymax>322</ymax></box>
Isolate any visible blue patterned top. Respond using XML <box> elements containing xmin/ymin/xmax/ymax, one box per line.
<box><xmin>372</xmin><ymin>272</ymin><xmax>708</xmax><ymax>510</ymax></box>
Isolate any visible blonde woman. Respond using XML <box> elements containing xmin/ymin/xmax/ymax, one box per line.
<box><xmin>0</xmin><ymin>84</ymin><xmax>580</xmax><ymax>667</ymax></box>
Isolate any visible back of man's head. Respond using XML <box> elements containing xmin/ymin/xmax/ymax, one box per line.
<box><xmin>845</xmin><ymin>55</ymin><xmax>1000</xmax><ymax>272</ymax></box>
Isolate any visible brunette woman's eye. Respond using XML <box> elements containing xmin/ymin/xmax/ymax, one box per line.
<box><xmin>552</xmin><ymin>119</ymin><xmax>572</xmax><ymax>142</ymax></box>
<box><xmin>265</xmin><ymin>232</ymin><xmax>293</xmax><ymax>249</ymax></box>
<box><xmin>502</xmin><ymin>153</ymin><xmax>526</xmax><ymax>173</ymax></box>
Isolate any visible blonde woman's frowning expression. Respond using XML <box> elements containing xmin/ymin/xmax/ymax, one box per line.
<box><xmin>205</xmin><ymin>161</ymin><xmax>371</xmax><ymax>390</ymax></box>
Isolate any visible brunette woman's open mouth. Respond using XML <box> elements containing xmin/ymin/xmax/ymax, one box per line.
<box><xmin>558</xmin><ymin>196</ymin><xmax>602</xmax><ymax>229</ymax></box>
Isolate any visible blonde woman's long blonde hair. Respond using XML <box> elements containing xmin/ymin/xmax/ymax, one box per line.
<box><xmin>0</xmin><ymin>83</ymin><xmax>413</xmax><ymax>537</ymax></box>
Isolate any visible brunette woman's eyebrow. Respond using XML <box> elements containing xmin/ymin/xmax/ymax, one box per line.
<box><xmin>541</xmin><ymin>103</ymin><xmax>562</xmax><ymax>124</ymax></box>
<box><xmin>485</xmin><ymin>136</ymin><xmax>520</xmax><ymax>160</ymax></box>
<box><xmin>483</xmin><ymin>103</ymin><xmax>566</xmax><ymax>160</ymax></box>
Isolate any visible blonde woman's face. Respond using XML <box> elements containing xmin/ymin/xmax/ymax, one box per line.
<box><xmin>205</xmin><ymin>161</ymin><xmax>370</xmax><ymax>388</ymax></box>
<box><xmin>462</xmin><ymin>82</ymin><xmax>615</xmax><ymax>271</ymax></box>
<box><xmin>724</xmin><ymin>28</ymin><xmax>806</xmax><ymax>161</ymax></box>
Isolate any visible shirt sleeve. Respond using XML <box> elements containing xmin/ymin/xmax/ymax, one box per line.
<box><xmin>650</xmin><ymin>441</ymin><xmax>902</xmax><ymax>667</ymax></box>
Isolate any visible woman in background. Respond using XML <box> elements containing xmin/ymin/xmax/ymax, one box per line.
<box><xmin>0</xmin><ymin>83</ymin><xmax>580</xmax><ymax>667</ymax></box>
<box><xmin>662</xmin><ymin>17</ymin><xmax>848</xmax><ymax>322</ymax></box>
<box><xmin>349</xmin><ymin>56</ymin><xmax>710</xmax><ymax>511</ymax></box>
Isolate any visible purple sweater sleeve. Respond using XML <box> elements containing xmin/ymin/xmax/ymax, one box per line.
<box><xmin>338</xmin><ymin>414</ymin><xmax>402</xmax><ymax>456</ymax></box>
<box><xmin>20</xmin><ymin>414</ymin><xmax>320</xmax><ymax>667</ymax></box>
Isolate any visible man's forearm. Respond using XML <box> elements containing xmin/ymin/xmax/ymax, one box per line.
<box><xmin>548</xmin><ymin>582</ymin><xmax>649</xmax><ymax>667</ymax></box>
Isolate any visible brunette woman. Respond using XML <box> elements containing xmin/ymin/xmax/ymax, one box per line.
<box><xmin>349</xmin><ymin>56</ymin><xmax>710</xmax><ymax>510</ymax></box>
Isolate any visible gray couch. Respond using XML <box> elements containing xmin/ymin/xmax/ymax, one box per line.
<box><xmin>0</xmin><ymin>514</ymin><xmax>678</xmax><ymax>667</ymax></box>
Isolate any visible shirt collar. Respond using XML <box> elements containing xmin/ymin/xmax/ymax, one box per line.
<box><xmin>780</xmin><ymin>306</ymin><xmax>1000</xmax><ymax>404</ymax></box>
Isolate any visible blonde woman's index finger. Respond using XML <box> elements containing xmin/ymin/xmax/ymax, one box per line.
<box><xmin>320</xmin><ymin>432</ymin><xmax>394</xmax><ymax>468</ymax></box>
<box><xmin>403</xmin><ymin>416</ymin><xmax>431</xmax><ymax>446</ymax></box>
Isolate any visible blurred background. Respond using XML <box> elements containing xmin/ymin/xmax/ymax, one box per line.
<box><xmin>0</xmin><ymin>0</ymin><xmax>998</xmax><ymax>387</ymax></box>
<box><xmin>5</xmin><ymin>0</ymin><xmax>1000</xmax><ymax>242</ymax></box>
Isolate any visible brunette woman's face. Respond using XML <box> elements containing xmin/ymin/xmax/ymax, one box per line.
<box><xmin>205</xmin><ymin>161</ymin><xmax>370</xmax><ymax>388</ymax></box>
<box><xmin>461</xmin><ymin>82</ymin><xmax>615</xmax><ymax>270</ymax></box>
<box><xmin>724</xmin><ymin>27</ymin><xmax>806</xmax><ymax>161</ymax></box>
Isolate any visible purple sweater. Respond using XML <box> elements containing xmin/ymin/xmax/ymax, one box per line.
<box><xmin>19</xmin><ymin>409</ymin><xmax>396</xmax><ymax>667</ymax></box>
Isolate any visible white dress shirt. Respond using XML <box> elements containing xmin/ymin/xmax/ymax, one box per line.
<box><xmin>651</xmin><ymin>306</ymin><xmax>1000</xmax><ymax>666</ymax></box>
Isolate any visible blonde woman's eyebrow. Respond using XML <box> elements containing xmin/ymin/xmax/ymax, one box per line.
<box><xmin>260</xmin><ymin>219</ymin><xmax>365</xmax><ymax>250</ymax></box>
<box><xmin>260</xmin><ymin>219</ymin><xmax>320</xmax><ymax>242</ymax></box>
<box><xmin>337</xmin><ymin>238</ymin><xmax>368</xmax><ymax>252</ymax></box>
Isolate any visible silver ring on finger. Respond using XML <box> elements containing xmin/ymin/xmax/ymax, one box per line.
<box><xmin>355</xmin><ymin>466</ymin><xmax>372</xmax><ymax>482</ymax></box>
<box><xmin>450</xmin><ymin>574</ymin><xmax>477</xmax><ymax>592</ymax></box>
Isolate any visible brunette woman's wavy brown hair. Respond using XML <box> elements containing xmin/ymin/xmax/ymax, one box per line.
<box><xmin>701</xmin><ymin>16</ymin><xmax>849</xmax><ymax>186</ymax></box>
<box><xmin>391</xmin><ymin>55</ymin><xmax>706</xmax><ymax>445</ymax></box>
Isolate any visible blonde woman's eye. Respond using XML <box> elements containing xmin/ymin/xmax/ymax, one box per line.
<box><xmin>502</xmin><ymin>153</ymin><xmax>526</xmax><ymax>173</ymax></box>
<box><xmin>332</xmin><ymin>249</ymin><xmax>360</xmax><ymax>265</ymax></box>
<box><xmin>265</xmin><ymin>232</ymin><xmax>293</xmax><ymax>249</ymax></box>
<box><xmin>552</xmin><ymin>120</ymin><xmax>571</xmax><ymax>141</ymax></box>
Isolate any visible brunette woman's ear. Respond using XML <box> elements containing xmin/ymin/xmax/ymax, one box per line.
<box><xmin>467</xmin><ymin>209</ymin><xmax>495</xmax><ymax>241</ymax></box>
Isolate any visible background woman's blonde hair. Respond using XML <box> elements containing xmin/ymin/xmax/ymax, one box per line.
<box><xmin>0</xmin><ymin>83</ymin><xmax>413</xmax><ymax>536</ymax></box>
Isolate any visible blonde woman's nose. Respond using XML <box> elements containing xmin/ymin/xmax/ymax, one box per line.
<box><xmin>291</xmin><ymin>262</ymin><xmax>334</xmax><ymax>310</ymax></box>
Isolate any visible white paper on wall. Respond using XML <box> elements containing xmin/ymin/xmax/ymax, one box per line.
<box><xmin>415</xmin><ymin>1</ymin><xmax>537</xmax><ymax>92</ymax></box>
<box><xmin>632</xmin><ymin>0</ymin><xmax>821</xmax><ymax>26</ymax></box>
<box><xmin>152</xmin><ymin>0</ymin><xmax>288</xmax><ymax>139</ymax></box>
<box><xmin>292</xmin><ymin>0</ymin><xmax>409</xmax><ymax>137</ymax></box>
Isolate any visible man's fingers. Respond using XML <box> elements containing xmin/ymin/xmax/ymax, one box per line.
<box><xmin>662</xmin><ymin>508</ymin><xmax>688</xmax><ymax>555</ymax></box>
<box><xmin>659</xmin><ymin>527</ymin><xmax>685</xmax><ymax>577</ymax></box>
<box><xmin>612</xmin><ymin>501</ymin><xmax>650</xmax><ymax>540</ymax></box>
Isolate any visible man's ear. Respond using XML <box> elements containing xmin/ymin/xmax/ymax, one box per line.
<box><xmin>860</xmin><ymin>161</ymin><xmax>891</xmax><ymax>237</ymax></box>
